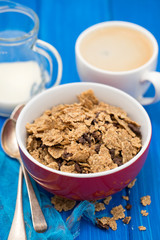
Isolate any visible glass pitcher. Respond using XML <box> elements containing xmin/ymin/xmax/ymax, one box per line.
<box><xmin>0</xmin><ymin>0</ymin><xmax>62</xmax><ymax>116</ymax></box>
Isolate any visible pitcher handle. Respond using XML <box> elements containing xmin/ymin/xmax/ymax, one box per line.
<box><xmin>33</xmin><ymin>39</ymin><xmax>62</xmax><ymax>87</ymax></box>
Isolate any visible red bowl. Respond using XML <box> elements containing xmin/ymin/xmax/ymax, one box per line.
<box><xmin>16</xmin><ymin>82</ymin><xmax>152</xmax><ymax>200</ymax></box>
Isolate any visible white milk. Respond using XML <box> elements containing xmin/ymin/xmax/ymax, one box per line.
<box><xmin>0</xmin><ymin>61</ymin><xmax>43</xmax><ymax>104</ymax></box>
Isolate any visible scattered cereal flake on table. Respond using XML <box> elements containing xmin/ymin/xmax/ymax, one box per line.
<box><xmin>122</xmin><ymin>196</ymin><xmax>129</xmax><ymax>201</ymax></box>
<box><xmin>95</xmin><ymin>202</ymin><xmax>106</xmax><ymax>212</ymax></box>
<box><xmin>103</xmin><ymin>196</ymin><xmax>112</xmax><ymax>205</ymax></box>
<box><xmin>96</xmin><ymin>218</ymin><xmax>109</xmax><ymax>230</ymax></box>
<box><xmin>141</xmin><ymin>210</ymin><xmax>149</xmax><ymax>216</ymax></box>
<box><xmin>108</xmin><ymin>218</ymin><xmax>117</xmax><ymax>231</ymax></box>
<box><xmin>125</xmin><ymin>203</ymin><xmax>132</xmax><ymax>210</ymax></box>
<box><xmin>138</xmin><ymin>226</ymin><xmax>146</xmax><ymax>231</ymax></box>
<box><xmin>96</xmin><ymin>217</ymin><xmax>117</xmax><ymax>231</ymax></box>
<box><xmin>123</xmin><ymin>216</ymin><xmax>131</xmax><ymax>224</ymax></box>
<box><xmin>141</xmin><ymin>195</ymin><xmax>151</xmax><ymax>206</ymax></box>
<box><xmin>110</xmin><ymin>205</ymin><xmax>125</xmax><ymax>220</ymax></box>
<box><xmin>51</xmin><ymin>195</ymin><xmax>76</xmax><ymax>212</ymax></box>
<box><xmin>127</xmin><ymin>179</ymin><xmax>137</xmax><ymax>188</ymax></box>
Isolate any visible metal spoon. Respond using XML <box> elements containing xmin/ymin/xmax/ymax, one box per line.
<box><xmin>7</xmin><ymin>165</ymin><xmax>26</xmax><ymax>240</ymax></box>
<box><xmin>1</xmin><ymin>118</ymin><xmax>47</xmax><ymax>233</ymax></box>
<box><xmin>10</xmin><ymin>104</ymin><xmax>25</xmax><ymax>121</ymax></box>
<box><xmin>2</xmin><ymin>120</ymin><xmax>26</xmax><ymax>240</ymax></box>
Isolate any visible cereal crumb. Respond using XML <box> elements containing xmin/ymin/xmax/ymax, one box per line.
<box><xmin>127</xmin><ymin>179</ymin><xmax>137</xmax><ymax>188</ymax></box>
<box><xmin>141</xmin><ymin>195</ymin><xmax>151</xmax><ymax>206</ymax></box>
<box><xmin>103</xmin><ymin>196</ymin><xmax>112</xmax><ymax>205</ymax></box>
<box><xmin>138</xmin><ymin>226</ymin><xmax>146</xmax><ymax>231</ymax></box>
<box><xmin>95</xmin><ymin>202</ymin><xmax>106</xmax><ymax>212</ymax></box>
<box><xmin>96</xmin><ymin>217</ymin><xmax>117</xmax><ymax>231</ymax></box>
<box><xmin>141</xmin><ymin>210</ymin><xmax>149</xmax><ymax>216</ymax></box>
<box><xmin>122</xmin><ymin>196</ymin><xmax>129</xmax><ymax>201</ymax></box>
<box><xmin>111</xmin><ymin>204</ymin><xmax>125</xmax><ymax>220</ymax></box>
<box><xmin>51</xmin><ymin>195</ymin><xmax>76</xmax><ymax>212</ymax></box>
<box><xmin>123</xmin><ymin>216</ymin><xmax>131</xmax><ymax>224</ymax></box>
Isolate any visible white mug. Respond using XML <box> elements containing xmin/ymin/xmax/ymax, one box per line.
<box><xmin>75</xmin><ymin>21</ymin><xmax>160</xmax><ymax>105</ymax></box>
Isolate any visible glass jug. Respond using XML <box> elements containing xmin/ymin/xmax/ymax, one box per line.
<box><xmin>0</xmin><ymin>0</ymin><xmax>62</xmax><ymax>116</ymax></box>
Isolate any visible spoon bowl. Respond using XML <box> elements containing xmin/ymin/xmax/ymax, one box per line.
<box><xmin>1</xmin><ymin>119</ymin><xmax>20</xmax><ymax>159</ymax></box>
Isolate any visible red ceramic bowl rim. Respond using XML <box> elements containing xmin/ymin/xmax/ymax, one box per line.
<box><xmin>16</xmin><ymin>82</ymin><xmax>152</xmax><ymax>179</ymax></box>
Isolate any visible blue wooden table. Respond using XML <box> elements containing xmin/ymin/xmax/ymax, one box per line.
<box><xmin>0</xmin><ymin>0</ymin><xmax>160</xmax><ymax>239</ymax></box>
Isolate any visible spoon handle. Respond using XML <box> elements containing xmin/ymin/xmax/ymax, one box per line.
<box><xmin>20</xmin><ymin>161</ymin><xmax>47</xmax><ymax>232</ymax></box>
<box><xmin>8</xmin><ymin>166</ymin><xmax>27</xmax><ymax>240</ymax></box>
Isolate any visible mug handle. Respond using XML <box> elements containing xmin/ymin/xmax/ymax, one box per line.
<box><xmin>139</xmin><ymin>71</ymin><xmax>160</xmax><ymax>105</ymax></box>
<box><xmin>33</xmin><ymin>39</ymin><xmax>62</xmax><ymax>87</ymax></box>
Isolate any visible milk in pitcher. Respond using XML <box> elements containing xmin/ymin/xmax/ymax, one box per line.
<box><xmin>0</xmin><ymin>61</ymin><xmax>44</xmax><ymax>104</ymax></box>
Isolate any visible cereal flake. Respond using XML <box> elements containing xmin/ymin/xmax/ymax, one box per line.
<box><xmin>141</xmin><ymin>210</ymin><xmax>149</xmax><ymax>216</ymax></box>
<box><xmin>51</xmin><ymin>195</ymin><xmax>76</xmax><ymax>212</ymax></box>
<box><xmin>127</xmin><ymin>179</ymin><xmax>137</xmax><ymax>188</ymax></box>
<box><xmin>103</xmin><ymin>196</ymin><xmax>112</xmax><ymax>205</ymax></box>
<box><xmin>97</xmin><ymin>217</ymin><xmax>117</xmax><ymax>231</ymax></box>
<box><xmin>138</xmin><ymin>226</ymin><xmax>146</xmax><ymax>231</ymax></box>
<box><xmin>141</xmin><ymin>195</ymin><xmax>151</xmax><ymax>206</ymax></box>
<box><xmin>122</xmin><ymin>196</ymin><xmax>129</xmax><ymax>201</ymax></box>
<box><xmin>95</xmin><ymin>202</ymin><xmax>106</xmax><ymax>212</ymax></box>
<box><xmin>111</xmin><ymin>205</ymin><xmax>125</xmax><ymax>220</ymax></box>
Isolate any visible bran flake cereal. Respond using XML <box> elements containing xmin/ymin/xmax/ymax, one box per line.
<box><xmin>103</xmin><ymin>196</ymin><xmax>112</xmax><ymax>205</ymax></box>
<box><xmin>141</xmin><ymin>210</ymin><xmax>149</xmax><ymax>216</ymax></box>
<box><xmin>51</xmin><ymin>195</ymin><xmax>76</xmax><ymax>212</ymax></box>
<box><xmin>138</xmin><ymin>226</ymin><xmax>146</xmax><ymax>231</ymax></box>
<box><xmin>141</xmin><ymin>195</ymin><xmax>151</xmax><ymax>206</ymax></box>
<box><xmin>26</xmin><ymin>90</ymin><xmax>142</xmax><ymax>174</ymax></box>
<box><xmin>110</xmin><ymin>204</ymin><xmax>126</xmax><ymax>220</ymax></box>
<box><xmin>96</xmin><ymin>217</ymin><xmax>117</xmax><ymax>231</ymax></box>
<box><xmin>127</xmin><ymin>179</ymin><xmax>137</xmax><ymax>188</ymax></box>
<box><xmin>95</xmin><ymin>202</ymin><xmax>106</xmax><ymax>212</ymax></box>
<box><xmin>122</xmin><ymin>196</ymin><xmax>129</xmax><ymax>201</ymax></box>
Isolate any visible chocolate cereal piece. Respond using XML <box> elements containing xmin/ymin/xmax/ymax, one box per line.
<box><xmin>125</xmin><ymin>203</ymin><xmax>132</xmax><ymax>210</ymax></box>
<box><xmin>96</xmin><ymin>218</ymin><xmax>109</xmax><ymax>230</ymax></box>
<box><xmin>123</xmin><ymin>216</ymin><xmax>131</xmax><ymax>224</ymax></box>
<box><xmin>128</xmin><ymin>123</ymin><xmax>142</xmax><ymax>137</ymax></box>
<box><xmin>26</xmin><ymin>90</ymin><xmax>142</xmax><ymax>174</ymax></box>
<box><xmin>97</xmin><ymin>217</ymin><xmax>117</xmax><ymax>231</ymax></box>
<box><xmin>141</xmin><ymin>195</ymin><xmax>151</xmax><ymax>206</ymax></box>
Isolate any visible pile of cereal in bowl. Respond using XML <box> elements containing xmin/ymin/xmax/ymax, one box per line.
<box><xmin>26</xmin><ymin>89</ymin><xmax>142</xmax><ymax>174</ymax></box>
